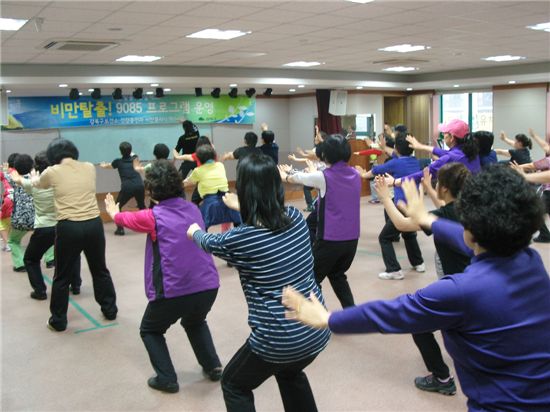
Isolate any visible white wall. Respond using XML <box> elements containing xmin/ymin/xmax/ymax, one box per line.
<box><xmin>493</xmin><ymin>87</ymin><xmax>548</xmax><ymax>160</ymax></box>
<box><xmin>289</xmin><ymin>96</ymin><xmax>317</xmax><ymax>152</ymax></box>
<box><xmin>346</xmin><ymin>94</ymin><xmax>384</xmax><ymax>137</ymax></box>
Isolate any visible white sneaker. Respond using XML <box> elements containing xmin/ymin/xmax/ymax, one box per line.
<box><xmin>2</xmin><ymin>245</ymin><xmax>11</xmax><ymax>252</ymax></box>
<box><xmin>378</xmin><ymin>270</ymin><xmax>404</xmax><ymax>280</ymax></box>
<box><xmin>414</xmin><ymin>263</ymin><xmax>426</xmax><ymax>273</ymax></box>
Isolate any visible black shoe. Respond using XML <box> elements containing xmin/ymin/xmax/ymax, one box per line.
<box><xmin>414</xmin><ymin>374</ymin><xmax>456</xmax><ymax>396</ymax></box>
<box><xmin>533</xmin><ymin>236</ymin><xmax>550</xmax><ymax>243</ymax></box>
<box><xmin>13</xmin><ymin>266</ymin><xmax>26</xmax><ymax>272</ymax></box>
<box><xmin>147</xmin><ymin>376</ymin><xmax>179</xmax><ymax>393</ymax></box>
<box><xmin>103</xmin><ymin>311</ymin><xmax>117</xmax><ymax>321</ymax></box>
<box><xmin>47</xmin><ymin>318</ymin><xmax>66</xmax><ymax>332</ymax></box>
<box><xmin>46</xmin><ymin>260</ymin><xmax>55</xmax><ymax>269</ymax></box>
<box><xmin>30</xmin><ymin>291</ymin><xmax>47</xmax><ymax>300</ymax></box>
<box><xmin>70</xmin><ymin>286</ymin><xmax>80</xmax><ymax>295</ymax></box>
<box><xmin>114</xmin><ymin>228</ymin><xmax>125</xmax><ymax>236</ymax></box>
<box><xmin>203</xmin><ymin>366</ymin><xmax>223</xmax><ymax>382</ymax></box>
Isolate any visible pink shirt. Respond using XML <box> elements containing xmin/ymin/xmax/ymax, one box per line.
<box><xmin>533</xmin><ymin>156</ymin><xmax>550</xmax><ymax>191</ymax></box>
<box><xmin>114</xmin><ymin>209</ymin><xmax>157</xmax><ymax>240</ymax></box>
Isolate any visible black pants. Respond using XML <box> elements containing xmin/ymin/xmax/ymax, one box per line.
<box><xmin>179</xmin><ymin>160</ymin><xmax>197</xmax><ymax>180</ymax></box>
<box><xmin>49</xmin><ymin>217</ymin><xmax>117</xmax><ymax>330</ymax></box>
<box><xmin>222</xmin><ymin>342</ymin><xmax>318</xmax><ymax>412</ymax></box>
<box><xmin>116</xmin><ymin>184</ymin><xmax>146</xmax><ymax>231</ymax></box>
<box><xmin>537</xmin><ymin>191</ymin><xmax>550</xmax><ymax>240</ymax></box>
<box><xmin>313</xmin><ymin>239</ymin><xmax>357</xmax><ymax>308</ymax></box>
<box><xmin>303</xmin><ymin>186</ymin><xmax>314</xmax><ymax>207</ymax></box>
<box><xmin>412</xmin><ymin>333</ymin><xmax>450</xmax><ymax>379</ymax></box>
<box><xmin>23</xmin><ymin>226</ymin><xmax>81</xmax><ymax>295</ymax></box>
<box><xmin>140</xmin><ymin>289</ymin><xmax>220</xmax><ymax>384</ymax></box>
<box><xmin>379</xmin><ymin>210</ymin><xmax>423</xmax><ymax>272</ymax></box>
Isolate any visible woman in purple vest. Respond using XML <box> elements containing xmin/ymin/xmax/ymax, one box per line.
<box><xmin>279</xmin><ymin>134</ymin><xmax>361</xmax><ymax>308</ymax></box>
<box><xmin>105</xmin><ymin>160</ymin><xmax>222</xmax><ymax>394</ymax></box>
<box><xmin>391</xmin><ymin>119</ymin><xmax>481</xmax><ymax>188</ymax></box>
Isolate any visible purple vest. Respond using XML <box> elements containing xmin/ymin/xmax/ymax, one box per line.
<box><xmin>317</xmin><ymin>161</ymin><xmax>361</xmax><ymax>241</ymax></box>
<box><xmin>144</xmin><ymin>197</ymin><xmax>219</xmax><ymax>301</ymax></box>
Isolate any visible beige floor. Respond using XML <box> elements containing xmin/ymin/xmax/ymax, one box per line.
<box><xmin>2</xmin><ymin>198</ymin><xmax>549</xmax><ymax>412</ymax></box>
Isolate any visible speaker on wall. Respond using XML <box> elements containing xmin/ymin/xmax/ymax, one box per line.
<box><xmin>329</xmin><ymin>90</ymin><xmax>347</xmax><ymax>116</ymax></box>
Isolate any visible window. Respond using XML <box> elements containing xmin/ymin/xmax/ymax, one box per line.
<box><xmin>440</xmin><ymin>91</ymin><xmax>493</xmax><ymax>132</ymax></box>
<box><xmin>442</xmin><ymin>93</ymin><xmax>469</xmax><ymax>124</ymax></box>
<box><xmin>472</xmin><ymin>92</ymin><xmax>493</xmax><ymax>132</ymax></box>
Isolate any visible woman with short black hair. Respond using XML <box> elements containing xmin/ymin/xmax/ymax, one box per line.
<box><xmin>188</xmin><ymin>153</ymin><xmax>330</xmax><ymax>412</ymax></box>
<box><xmin>280</xmin><ymin>134</ymin><xmax>361</xmax><ymax>308</ymax></box>
<box><xmin>106</xmin><ymin>159</ymin><xmax>222</xmax><ymax>394</ymax></box>
<box><xmin>33</xmin><ymin>138</ymin><xmax>117</xmax><ymax>332</ymax></box>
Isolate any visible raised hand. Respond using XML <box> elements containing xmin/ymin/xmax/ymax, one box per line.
<box><xmin>406</xmin><ymin>135</ymin><xmax>420</xmax><ymax>149</ymax></box>
<box><xmin>282</xmin><ymin>286</ymin><xmax>330</xmax><ymax>329</ymax></box>
<box><xmin>222</xmin><ymin>192</ymin><xmax>240</xmax><ymax>211</ymax></box>
<box><xmin>104</xmin><ymin>193</ymin><xmax>120</xmax><ymax>219</ymax></box>
<box><xmin>305</xmin><ymin>159</ymin><xmax>317</xmax><ymax>173</ymax></box>
<box><xmin>374</xmin><ymin>175</ymin><xmax>390</xmax><ymax>200</ymax></box>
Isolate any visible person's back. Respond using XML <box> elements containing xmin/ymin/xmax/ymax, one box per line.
<box><xmin>148</xmin><ymin>197</ymin><xmax>219</xmax><ymax>299</ymax></box>
<box><xmin>441</xmin><ymin>246</ymin><xmax>550</xmax><ymax>410</ymax></box>
<box><xmin>42</xmin><ymin>159</ymin><xmax>98</xmax><ymax>221</ymax></box>
<box><xmin>113</xmin><ymin>155</ymin><xmax>143</xmax><ymax>187</ymax></box>
<box><xmin>200</xmin><ymin>205</ymin><xmax>329</xmax><ymax>360</ymax></box>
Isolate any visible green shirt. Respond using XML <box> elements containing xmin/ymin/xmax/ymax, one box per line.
<box><xmin>22</xmin><ymin>178</ymin><xmax>57</xmax><ymax>228</ymax></box>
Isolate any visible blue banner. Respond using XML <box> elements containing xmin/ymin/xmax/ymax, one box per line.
<box><xmin>4</xmin><ymin>94</ymin><xmax>256</xmax><ymax>130</ymax></box>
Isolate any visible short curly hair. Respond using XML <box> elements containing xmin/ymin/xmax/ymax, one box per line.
<box><xmin>456</xmin><ymin>164</ymin><xmax>544</xmax><ymax>256</ymax></box>
<box><xmin>144</xmin><ymin>159</ymin><xmax>183</xmax><ymax>201</ymax></box>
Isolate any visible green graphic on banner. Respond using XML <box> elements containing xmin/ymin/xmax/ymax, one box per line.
<box><xmin>4</xmin><ymin>94</ymin><xmax>255</xmax><ymax>130</ymax></box>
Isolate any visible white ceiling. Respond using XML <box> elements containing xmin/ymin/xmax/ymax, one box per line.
<box><xmin>1</xmin><ymin>0</ymin><xmax>549</xmax><ymax>95</ymax></box>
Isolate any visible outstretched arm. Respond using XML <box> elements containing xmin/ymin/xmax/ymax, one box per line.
<box><xmin>499</xmin><ymin>131</ymin><xmax>515</xmax><ymax>147</ymax></box>
<box><xmin>495</xmin><ymin>149</ymin><xmax>511</xmax><ymax>158</ymax></box>
<box><xmin>529</xmin><ymin>128</ymin><xmax>550</xmax><ymax>154</ymax></box>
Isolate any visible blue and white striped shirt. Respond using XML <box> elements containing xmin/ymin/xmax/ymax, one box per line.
<box><xmin>193</xmin><ymin>206</ymin><xmax>330</xmax><ymax>363</ymax></box>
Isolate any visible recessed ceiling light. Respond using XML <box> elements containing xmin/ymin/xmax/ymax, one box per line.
<box><xmin>379</xmin><ymin>44</ymin><xmax>431</xmax><ymax>53</ymax></box>
<box><xmin>116</xmin><ymin>55</ymin><xmax>162</xmax><ymax>62</ymax></box>
<box><xmin>88</xmin><ymin>88</ymin><xmax>94</xmax><ymax>92</ymax></box>
<box><xmin>283</xmin><ymin>61</ymin><xmax>323</xmax><ymax>67</ymax></box>
<box><xmin>186</xmin><ymin>29</ymin><xmax>251</xmax><ymax>40</ymax></box>
<box><xmin>6</xmin><ymin>90</ymin><xmax>12</xmax><ymax>93</ymax></box>
<box><xmin>289</xmin><ymin>88</ymin><xmax>296</xmax><ymax>92</ymax></box>
<box><xmin>356</xmin><ymin>86</ymin><xmax>364</xmax><ymax>89</ymax></box>
<box><xmin>229</xmin><ymin>83</ymin><xmax>238</xmax><ymax>87</ymax></box>
<box><xmin>150</xmin><ymin>83</ymin><xmax>159</xmax><ymax>87</ymax></box>
<box><xmin>482</xmin><ymin>55</ymin><xmax>526</xmax><ymax>62</ymax></box>
<box><xmin>346</xmin><ymin>0</ymin><xmax>374</xmax><ymax>3</ymax></box>
<box><xmin>508</xmin><ymin>80</ymin><xmax>516</xmax><ymax>84</ymax></box>
<box><xmin>453</xmin><ymin>85</ymin><xmax>460</xmax><ymax>88</ymax></box>
<box><xmin>383</xmin><ymin>66</ymin><xmax>417</xmax><ymax>72</ymax></box>
<box><xmin>0</xmin><ymin>18</ymin><xmax>28</xmax><ymax>31</ymax></box>
<box><xmin>146</xmin><ymin>91</ymin><xmax>154</xmax><ymax>95</ymax></box>
<box><xmin>526</xmin><ymin>22</ymin><xmax>550</xmax><ymax>32</ymax></box>
<box><xmin>298</xmin><ymin>84</ymin><xmax>305</xmax><ymax>88</ymax></box>
<box><xmin>58</xmin><ymin>84</ymin><xmax>68</xmax><ymax>88</ymax></box>
<box><xmin>164</xmin><ymin>88</ymin><xmax>171</xmax><ymax>92</ymax></box>
<box><xmin>79</xmin><ymin>92</ymin><xmax>83</xmax><ymax>96</ymax></box>
<box><xmin>406</xmin><ymin>87</ymin><xmax>413</xmax><ymax>91</ymax></box>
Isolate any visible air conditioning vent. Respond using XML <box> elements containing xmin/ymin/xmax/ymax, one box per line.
<box><xmin>42</xmin><ymin>40</ymin><xmax>119</xmax><ymax>52</ymax></box>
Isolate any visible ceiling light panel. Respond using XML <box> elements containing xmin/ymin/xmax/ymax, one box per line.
<box><xmin>379</xmin><ymin>44</ymin><xmax>431</xmax><ymax>53</ymax></box>
<box><xmin>283</xmin><ymin>61</ymin><xmax>323</xmax><ymax>67</ymax></box>
<box><xmin>526</xmin><ymin>22</ymin><xmax>550</xmax><ymax>32</ymax></box>
<box><xmin>482</xmin><ymin>55</ymin><xmax>526</xmax><ymax>62</ymax></box>
<box><xmin>116</xmin><ymin>55</ymin><xmax>162</xmax><ymax>62</ymax></box>
<box><xmin>0</xmin><ymin>18</ymin><xmax>28</xmax><ymax>31</ymax></box>
<box><xmin>382</xmin><ymin>66</ymin><xmax>417</xmax><ymax>72</ymax></box>
<box><xmin>186</xmin><ymin>29</ymin><xmax>251</xmax><ymax>40</ymax></box>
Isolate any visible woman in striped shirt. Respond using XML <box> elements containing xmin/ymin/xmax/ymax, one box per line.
<box><xmin>188</xmin><ymin>153</ymin><xmax>330</xmax><ymax>412</ymax></box>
